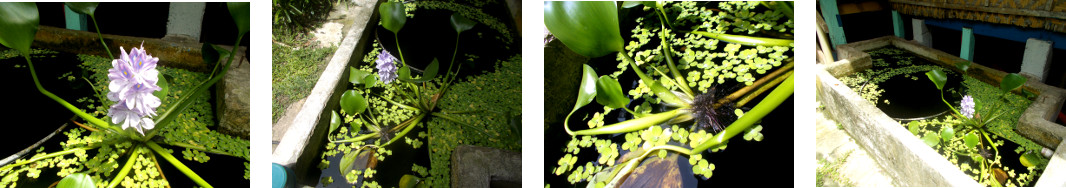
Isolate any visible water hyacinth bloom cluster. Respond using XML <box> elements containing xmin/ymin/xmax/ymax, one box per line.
<box><xmin>376</xmin><ymin>49</ymin><xmax>398</xmax><ymax>84</ymax></box>
<box><xmin>107</xmin><ymin>44</ymin><xmax>162</xmax><ymax>135</ymax></box>
<box><xmin>961</xmin><ymin>95</ymin><xmax>975</xmax><ymax>118</ymax></box>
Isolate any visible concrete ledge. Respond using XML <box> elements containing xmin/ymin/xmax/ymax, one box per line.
<box><xmin>818</xmin><ymin>67</ymin><xmax>978</xmax><ymax>186</ymax></box>
<box><xmin>31</xmin><ymin>26</ymin><xmax>210</xmax><ymax>72</ymax></box>
<box><xmin>271</xmin><ymin>0</ymin><xmax>382</xmax><ymax>185</ymax></box>
<box><xmin>821</xmin><ymin>36</ymin><xmax>1066</xmax><ymax>186</ymax></box>
<box><xmin>836</xmin><ymin>36</ymin><xmax>1066</xmax><ymax>149</ymax></box>
<box><xmin>451</xmin><ymin>145</ymin><xmax>521</xmax><ymax>188</ymax></box>
<box><xmin>1036</xmin><ymin>139</ymin><xmax>1066</xmax><ymax>186</ymax></box>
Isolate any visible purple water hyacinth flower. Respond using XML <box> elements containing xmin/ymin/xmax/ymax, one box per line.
<box><xmin>106</xmin><ymin>43</ymin><xmax>162</xmax><ymax>135</ymax></box>
<box><xmin>960</xmin><ymin>95</ymin><xmax>975</xmax><ymax>118</ymax></box>
<box><xmin>376</xmin><ymin>49</ymin><xmax>398</xmax><ymax>84</ymax></box>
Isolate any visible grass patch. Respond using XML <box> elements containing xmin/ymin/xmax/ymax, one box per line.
<box><xmin>272</xmin><ymin>31</ymin><xmax>336</xmax><ymax>123</ymax></box>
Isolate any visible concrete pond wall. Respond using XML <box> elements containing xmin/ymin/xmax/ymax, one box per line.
<box><xmin>817</xmin><ymin>36</ymin><xmax>1066</xmax><ymax>186</ymax></box>
<box><xmin>271</xmin><ymin>0</ymin><xmax>383</xmax><ymax>184</ymax></box>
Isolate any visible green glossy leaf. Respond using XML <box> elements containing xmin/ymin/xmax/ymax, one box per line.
<box><xmin>340</xmin><ymin>90</ymin><xmax>368</xmax><ymax>115</ymax></box>
<box><xmin>544</xmin><ymin>1</ymin><xmax>624</xmax><ymax>58</ymax></box>
<box><xmin>1020</xmin><ymin>151</ymin><xmax>1048</xmax><ymax>168</ymax></box>
<box><xmin>397</xmin><ymin>58</ymin><xmax>440</xmax><ymax>83</ymax></box>
<box><xmin>379</xmin><ymin>2</ymin><xmax>406</xmax><ymax>33</ymax></box>
<box><xmin>964</xmin><ymin>132</ymin><xmax>979</xmax><ymax>149</ymax></box>
<box><xmin>64</xmin><ymin>2</ymin><xmax>98</xmax><ymax>17</ymax></box>
<box><xmin>363</xmin><ymin>73</ymin><xmax>377</xmax><ymax>89</ymax></box>
<box><xmin>922</xmin><ymin>132</ymin><xmax>940</xmax><ymax>147</ymax></box>
<box><xmin>621</xmin><ymin>1</ymin><xmax>654</xmax><ymax>8</ymax></box>
<box><xmin>202</xmin><ymin>43</ymin><xmax>220</xmax><ymax>67</ymax></box>
<box><xmin>399</xmin><ymin>174</ymin><xmax>423</xmax><ymax>188</ymax></box>
<box><xmin>595</xmin><ymin>76</ymin><xmax>628</xmax><ymax>108</ymax></box>
<box><xmin>0</xmin><ymin>2</ymin><xmax>39</xmax><ymax>56</ymax></box>
<box><xmin>940</xmin><ymin>124</ymin><xmax>954</xmax><ymax>142</ymax></box>
<box><xmin>349</xmin><ymin>67</ymin><xmax>371</xmax><ymax>85</ymax></box>
<box><xmin>227</xmin><ymin>2</ymin><xmax>249</xmax><ymax>34</ymax></box>
<box><xmin>955</xmin><ymin>61</ymin><xmax>971</xmax><ymax>72</ymax></box>
<box><xmin>908</xmin><ymin>121</ymin><xmax>920</xmax><ymax>135</ymax></box>
<box><xmin>154</xmin><ymin>73</ymin><xmax>169</xmax><ymax>102</ymax></box>
<box><xmin>925</xmin><ymin>70</ymin><xmax>947</xmax><ymax>90</ymax></box>
<box><xmin>329</xmin><ymin>110</ymin><xmax>341</xmax><ymax>133</ymax></box>
<box><xmin>449</xmin><ymin>13</ymin><xmax>476</xmax><ymax>34</ymax></box>
<box><xmin>1000</xmin><ymin>73</ymin><xmax>1026</xmax><ymax>93</ymax></box>
<box><xmin>648</xmin><ymin>79</ymin><xmax>685</xmax><ymax>107</ymax></box>
<box><xmin>57</xmin><ymin>173</ymin><xmax>94</xmax><ymax>188</ymax></box>
<box><xmin>339</xmin><ymin>150</ymin><xmax>361</xmax><ymax>182</ymax></box>
<box><xmin>573</xmin><ymin>64</ymin><xmax>598</xmax><ymax>113</ymax></box>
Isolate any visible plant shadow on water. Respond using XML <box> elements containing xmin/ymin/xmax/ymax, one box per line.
<box><xmin>316</xmin><ymin>126</ymin><xmax>430</xmax><ymax>188</ymax></box>
<box><xmin>0</xmin><ymin>50</ymin><xmax>95</xmax><ymax>152</ymax></box>
<box><xmin>376</xmin><ymin>6</ymin><xmax>517</xmax><ymax>78</ymax></box>
<box><xmin>874</xmin><ymin>53</ymin><xmax>964</xmax><ymax>120</ymax></box>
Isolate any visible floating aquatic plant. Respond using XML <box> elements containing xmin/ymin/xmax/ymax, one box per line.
<box><xmin>0</xmin><ymin>2</ymin><xmax>250</xmax><ymax>187</ymax></box>
<box><xmin>545</xmin><ymin>1</ymin><xmax>793</xmax><ymax>187</ymax></box>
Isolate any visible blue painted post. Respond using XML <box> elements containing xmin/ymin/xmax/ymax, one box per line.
<box><xmin>960</xmin><ymin>27</ymin><xmax>974</xmax><ymax>61</ymax></box>
<box><xmin>63</xmin><ymin>5</ymin><xmax>87</xmax><ymax>31</ymax></box>
<box><xmin>819</xmin><ymin>0</ymin><xmax>847</xmax><ymax>47</ymax></box>
<box><xmin>892</xmin><ymin>11</ymin><xmax>904</xmax><ymax>38</ymax></box>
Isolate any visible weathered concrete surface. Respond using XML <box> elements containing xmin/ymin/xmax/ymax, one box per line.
<box><xmin>312</xmin><ymin>22</ymin><xmax>345</xmax><ymax>48</ymax></box>
<box><xmin>273</xmin><ymin>98</ymin><xmax>305</xmax><ymax>152</ymax></box>
<box><xmin>32</xmin><ymin>26</ymin><xmax>210</xmax><ymax>72</ymax></box>
<box><xmin>1036</xmin><ymin>139</ymin><xmax>1066</xmax><ymax>186</ymax></box>
<box><xmin>163</xmin><ymin>2</ymin><xmax>206</xmax><ymax>44</ymax></box>
<box><xmin>818</xmin><ymin>67</ymin><xmax>979</xmax><ymax>186</ymax></box>
<box><xmin>217</xmin><ymin>46</ymin><xmax>250</xmax><ymax>139</ymax></box>
<box><xmin>1020</xmin><ymin>38</ymin><xmax>1052</xmax><ymax>82</ymax></box>
<box><xmin>451</xmin><ymin>145</ymin><xmax>521</xmax><ymax>188</ymax></box>
<box><xmin>823</xmin><ymin>36</ymin><xmax>1066</xmax><ymax>186</ymax></box>
<box><xmin>912</xmin><ymin>19</ymin><xmax>932</xmax><ymax>47</ymax></box>
<box><xmin>816</xmin><ymin>107</ymin><xmax>896</xmax><ymax>187</ymax></box>
<box><xmin>837</xmin><ymin>36</ymin><xmax>1066</xmax><ymax>149</ymax></box>
<box><xmin>272</xmin><ymin>0</ymin><xmax>382</xmax><ymax>185</ymax></box>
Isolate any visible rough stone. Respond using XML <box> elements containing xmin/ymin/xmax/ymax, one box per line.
<box><xmin>312</xmin><ymin>22</ymin><xmax>344</xmax><ymax>48</ymax></box>
<box><xmin>451</xmin><ymin>145</ymin><xmax>521</xmax><ymax>188</ymax></box>
<box><xmin>217</xmin><ymin>46</ymin><xmax>250</xmax><ymax>139</ymax></box>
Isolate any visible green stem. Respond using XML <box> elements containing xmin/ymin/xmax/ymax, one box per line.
<box><xmin>691</xmin><ymin>74</ymin><xmax>793</xmax><ymax>154</ymax></box>
<box><xmin>163</xmin><ymin>142</ymin><xmax>244</xmax><ymax>159</ymax></box>
<box><xmin>90</xmin><ymin>15</ymin><xmax>114</xmax><ymax>60</ymax></box>
<box><xmin>445</xmin><ymin>35</ymin><xmax>461</xmax><ymax>84</ymax></box>
<box><xmin>394</xmin><ymin>35</ymin><xmax>407</xmax><ymax>66</ymax></box>
<box><xmin>571</xmin><ymin>109</ymin><xmax>682</xmax><ymax>136</ymax></box>
<box><xmin>146</xmin><ymin>141</ymin><xmax>212</xmax><ymax>188</ymax></box>
<box><xmin>108</xmin><ymin>146</ymin><xmax>142</xmax><ymax>188</ymax></box>
<box><xmin>658</xmin><ymin>23</ymin><xmax>694</xmax><ymax>97</ymax></box>
<box><xmin>0</xmin><ymin>147</ymin><xmax>93</xmax><ymax>171</ymax></box>
<box><xmin>383</xmin><ymin>113</ymin><xmax>425</xmax><ymax>146</ymax></box>
<box><xmin>619</xmin><ymin>52</ymin><xmax>686</xmax><ymax>107</ymax></box>
<box><xmin>688</xmin><ymin>31</ymin><xmax>793</xmax><ymax>47</ymax></box>
<box><xmin>379</xmin><ymin>95</ymin><xmax>419</xmax><ymax>111</ymax></box>
<box><xmin>23</xmin><ymin>56</ymin><xmax>111</xmax><ymax>128</ymax></box>
<box><xmin>606</xmin><ymin>145</ymin><xmax>692</xmax><ymax>187</ymax></box>
<box><xmin>939</xmin><ymin>90</ymin><xmax>963</xmax><ymax>119</ymax></box>
<box><xmin>331</xmin><ymin>133</ymin><xmax>380</xmax><ymax>143</ymax></box>
<box><xmin>147</xmin><ymin>33</ymin><xmax>245</xmax><ymax>140</ymax></box>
